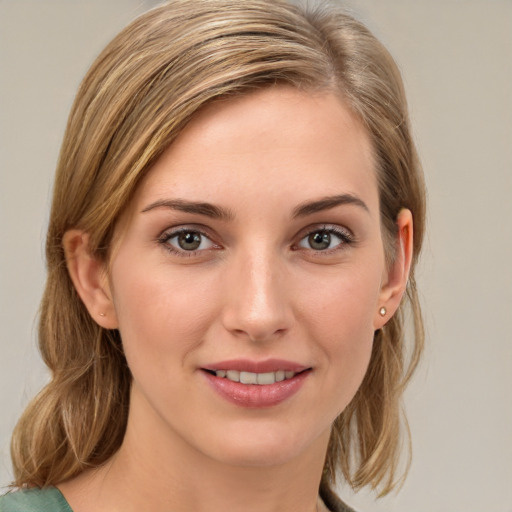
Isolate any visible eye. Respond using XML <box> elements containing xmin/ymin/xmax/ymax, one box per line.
<box><xmin>297</xmin><ymin>226</ymin><xmax>353</xmax><ymax>252</ymax></box>
<box><xmin>159</xmin><ymin>228</ymin><xmax>216</xmax><ymax>255</ymax></box>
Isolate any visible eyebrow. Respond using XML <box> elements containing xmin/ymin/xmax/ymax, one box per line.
<box><xmin>141</xmin><ymin>193</ymin><xmax>369</xmax><ymax>221</ymax></box>
<box><xmin>141</xmin><ymin>199</ymin><xmax>235</xmax><ymax>221</ymax></box>
<box><xmin>292</xmin><ymin>194</ymin><xmax>369</xmax><ymax>218</ymax></box>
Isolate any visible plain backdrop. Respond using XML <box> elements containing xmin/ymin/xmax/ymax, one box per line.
<box><xmin>1</xmin><ymin>1</ymin><xmax>511</xmax><ymax>511</ymax></box>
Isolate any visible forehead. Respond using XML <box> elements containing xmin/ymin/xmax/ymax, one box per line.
<box><xmin>134</xmin><ymin>86</ymin><xmax>378</xmax><ymax>216</ymax></box>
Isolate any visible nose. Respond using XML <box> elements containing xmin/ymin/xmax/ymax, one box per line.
<box><xmin>221</xmin><ymin>249</ymin><xmax>293</xmax><ymax>343</ymax></box>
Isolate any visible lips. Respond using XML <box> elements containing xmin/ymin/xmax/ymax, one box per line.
<box><xmin>212</xmin><ymin>369</ymin><xmax>297</xmax><ymax>385</ymax></box>
<box><xmin>202</xmin><ymin>358</ymin><xmax>308</xmax><ymax>374</ymax></box>
<box><xmin>201</xmin><ymin>359</ymin><xmax>311</xmax><ymax>408</ymax></box>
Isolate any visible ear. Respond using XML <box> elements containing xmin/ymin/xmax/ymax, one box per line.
<box><xmin>373</xmin><ymin>209</ymin><xmax>414</xmax><ymax>330</ymax></box>
<box><xmin>63</xmin><ymin>230</ymin><xmax>118</xmax><ymax>329</ymax></box>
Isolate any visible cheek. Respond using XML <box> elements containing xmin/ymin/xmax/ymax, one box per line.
<box><xmin>299</xmin><ymin>263</ymin><xmax>381</xmax><ymax>342</ymax></box>
<box><xmin>110</xmin><ymin>259</ymin><xmax>222</xmax><ymax>365</ymax></box>
<box><xmin>298</xmin><ymin>266</ymin><xmax>380</xmax><ymax>409</ymax></box>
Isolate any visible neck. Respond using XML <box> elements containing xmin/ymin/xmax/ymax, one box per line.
<box><xmin>107</xmin><ymin>424</ymin><xmax>328</xmax><ymax>512</ymax></box>
<box><xmin>60</xmin><ymin>391</ymin><xmax>331</xmax><ymax>512</ymax></box>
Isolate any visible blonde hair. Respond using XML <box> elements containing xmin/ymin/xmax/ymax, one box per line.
<box><xmin>11</xmin><ymin>0</ymin><xmax>426</xmax><ymax>498</ymax></box>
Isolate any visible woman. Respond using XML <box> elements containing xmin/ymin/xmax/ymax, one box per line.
<box><xmin>0</xmin><ymin>1</ymin><xmax>425</xmax><ymax>511</ymax></box>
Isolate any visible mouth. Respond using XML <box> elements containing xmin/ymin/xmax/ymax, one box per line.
<box><xmin>200</xmin><ymin>359</ymin><xmax>312</xmax><ymax>408</ymax></box>
<box><xmin>203</xmin><ymin>368</ymin><xmax>306</xmax><ymax>385</ymax></box>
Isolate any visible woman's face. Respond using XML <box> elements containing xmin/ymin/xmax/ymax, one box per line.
<box><xmin>105</xmin><ymin>87</ymin><xmax>392</xmax><ymax>468</ymax></box>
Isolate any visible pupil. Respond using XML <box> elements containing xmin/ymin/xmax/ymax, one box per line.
<box><xmin>309</xmin><ymin>231</ymin><xmax>330</xmax><ymax>250</ymax></box>
<box><xmin>178</xmin><ymin>232</ymin><xmax>201</xmax><ymax>250</ymax></box>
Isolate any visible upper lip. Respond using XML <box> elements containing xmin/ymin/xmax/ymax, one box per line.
<box><xmin>201</xmin><ymin>358</ymin><xmax>309</xmax><ymax>374</ymax></box>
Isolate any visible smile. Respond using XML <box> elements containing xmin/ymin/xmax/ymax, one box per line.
<box><xmin>210</xmin><ymin>369</ymin><xmax>298</xmax><ymax>385</ymax></box>
<box><xmin>201</xmin><ymin>361</ymin><xmax>311</xmax><ymax>408</ymax></box>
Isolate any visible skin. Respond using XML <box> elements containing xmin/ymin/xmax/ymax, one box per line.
<box><xmin>62</xmin><ymin>87</ymin><xmax>413</xmax><ymax>512</ymax></box>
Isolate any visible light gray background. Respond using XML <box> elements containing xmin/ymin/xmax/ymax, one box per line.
<box><xmin>1</xmin><ymin>1</ymin><xmax>511</xmax><ymax>511</ymax></box>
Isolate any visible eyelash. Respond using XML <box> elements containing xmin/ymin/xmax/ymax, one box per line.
<box><xmin>157</xmin><ymin>224</ymin><xmax>355</xmax><ymax>258</ymax></box>
<box><xmin>157</xmin><ymin>227</ymin><xmax>218</xmax><ymax>257</ymax></box>
<box><xmin>294</xmin><ymin>225</ymin><xmax>355</xmax><ymax>254</ymax></box>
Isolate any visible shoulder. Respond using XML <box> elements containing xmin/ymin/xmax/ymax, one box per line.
<box><xmin>0</xmin><ymin>487</ymin><xmax>73</xmax><ymax>512</ymax></box>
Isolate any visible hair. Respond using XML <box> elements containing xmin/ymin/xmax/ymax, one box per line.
<box><xmin>11</xmin><ymin>0</ymin><xmax>426</xmax><ymax>499</ymax></box>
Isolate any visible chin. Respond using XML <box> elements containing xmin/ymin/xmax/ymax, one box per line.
<box><xmin>202</xmin><ymin>420</ymin><xmax>330</xmax><ymax>469</ymax></box>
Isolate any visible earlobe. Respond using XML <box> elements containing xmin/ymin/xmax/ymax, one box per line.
<box><xmin>63</xmin><ymin>230</ymin><xmax>118</xmax><ymax>329</ymax></box>
<box><xmin>373</xmin><ymin>209</ymin><xmax>414</xmax><ymax>330</ymax></box>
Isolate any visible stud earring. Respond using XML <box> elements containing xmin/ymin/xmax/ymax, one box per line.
<box><xmin>99</xmin><ymin>312</ymin><xmax>106</xmax><ymax>317</ymax></box>
<box><xmin>379</xmin><ymin>307</ymin><xmax>387</xmax><ymax>317</ymax></box>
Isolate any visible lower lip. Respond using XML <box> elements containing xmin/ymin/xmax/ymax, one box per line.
<box><xmin>202</xmin><ymin>370</ymin><xmax>310</xmax><ymax>408</ymax></box>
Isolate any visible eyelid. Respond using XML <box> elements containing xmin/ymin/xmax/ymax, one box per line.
<box><xmin>157</xmin><ymin>225</ymin><xmax>220</xmax><ymax>256</ymax></box>
<box><xmin>156</xmin><ymin>223</ymin><xmax>354</xmax><ymax>258</ymax></box>
<box><xmin>294</xmin><ymin>224</ymin><xmax>355</xmax><ymax>252</ymax></box>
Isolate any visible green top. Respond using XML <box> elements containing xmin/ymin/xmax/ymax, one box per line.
<box><xmin>0</xmin><ymin>485</ymin><xmax>355</xmax><ymax>512</ymax></box>
<box><xmin>0</xmin><ymin>487</ymin><xmax>73</xmax><ymax>512</ymax></box>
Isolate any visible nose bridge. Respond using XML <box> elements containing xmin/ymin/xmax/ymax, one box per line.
<box><xmin>222</xmin><ymin>243</ymin><xmax>291</xmax><ymax>341</ymax></box>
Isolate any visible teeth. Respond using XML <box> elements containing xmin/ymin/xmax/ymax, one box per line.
<box><xmin>256</xmin><ymin>372</ymin><xmax>276</xmax><ymax>385</ymax></box>
<box><xmin>226</xmin><ymin>370</ymin><xmax>240</xmax><ymax>382</ymax></box>
<box><xmin>214</xmin><ymin>369</ymin><xmax>298</xmax><ymax>385</ymax></box>
<box><xmin>240</xmin><ymin>371</ymin><xmax>257</xmax><ymax>384</ymax></box>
